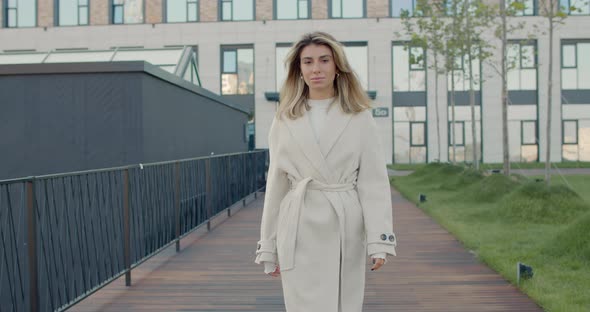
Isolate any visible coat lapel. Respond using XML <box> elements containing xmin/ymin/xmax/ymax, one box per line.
<box><xmin>284</xmin><ymin>112</ymin><xmax>333</xmax><ymax>181</ymax></box>
<box><xmin>319</xmin><ymin>103</ymin><xmax>352</xmax><ymax>160</ymax></box>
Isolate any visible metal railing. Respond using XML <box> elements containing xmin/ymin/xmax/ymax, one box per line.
<box><xmin>0</xmin><ymin>150</ymin><xmax>268</xmax><ymax>312</ymax></box>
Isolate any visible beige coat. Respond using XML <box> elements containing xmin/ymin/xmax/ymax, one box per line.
<box><xmin>255</xmin><ymin>102</ymin><xmax>397</xmax><ymax>312</ymax></box>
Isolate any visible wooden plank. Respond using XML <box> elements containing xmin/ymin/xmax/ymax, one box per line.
<box><xmin>70</xmin><ymin>189</ymin><xmax>542</xmax><ymax>311</ymax></box>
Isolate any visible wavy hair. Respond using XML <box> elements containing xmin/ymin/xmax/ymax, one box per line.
<box><xmin>277</xmin><ymin>31</ymin><xmax>371</xmax><ymax>120</ymax></box>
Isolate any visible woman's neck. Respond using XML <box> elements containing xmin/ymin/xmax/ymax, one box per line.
<box><xmin>308</xmin><ymin>88</ymin><xmax>335</xmax><ymax>100</ymax></box>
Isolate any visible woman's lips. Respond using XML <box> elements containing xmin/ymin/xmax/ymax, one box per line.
<box><xmin>311</xmin><ymin>77</ymin><xmax>324</xmax><ymax>82</ymax></box>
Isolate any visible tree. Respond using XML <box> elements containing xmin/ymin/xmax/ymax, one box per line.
<box><xmin>399</xmin><ymin>0</ymin><xmax>448</xmax><ymax>163</ymax></box>
<box><xmin>444</xmin><ymin>0</ymin><xmax>495</xmax><ymax>170</ymax></box>
<box><xmin>537</xmin><ymin>0</ymin><xmax>581</xmax><ymax>185</ymax></box>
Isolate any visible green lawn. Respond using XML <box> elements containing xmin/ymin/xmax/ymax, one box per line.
<box><xmin>390</xmin><ymin>164</ymin><xmax>590</xmax><ymax>312</ymax></box>
<box><xmin>387</xmin><ymin>162</ymin><xmax>590</xmax><ymax>171</ymax></box>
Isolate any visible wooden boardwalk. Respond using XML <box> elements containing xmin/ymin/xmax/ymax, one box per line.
<box><xmin>71</xmin><ymin>188</ymin><xmax>543</xmax><ymax>312</ymax></box>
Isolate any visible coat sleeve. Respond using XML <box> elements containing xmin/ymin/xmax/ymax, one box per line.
<box><xmin>255</xmin><ymin>116</ymin><xmax>290</xmax><ymax>265</ymax></box>
<box><xmin>356</xmin><ymin>112</ymin><xmax>397</xmax><ymax>257</ymax></box>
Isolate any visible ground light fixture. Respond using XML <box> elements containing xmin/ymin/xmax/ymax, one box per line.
<box><xmin>419</xmin><ymin>194</ymin><xmax>427</xmax><ymax>203</ymax></box>
<box><xmin>517</xmin><ymin>262</ymin><xmax>534</xmax><ymax>286</ymax></box>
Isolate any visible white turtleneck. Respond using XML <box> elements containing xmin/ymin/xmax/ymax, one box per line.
<box><xmin>306</xmin><ymin>97</ymin><xmax>334</xmax><ymax>143</ymax></box>
<box><xmin>263</xmin><ymin>97</ymin><xmax>386</xmax><ymax>274</ymax></box>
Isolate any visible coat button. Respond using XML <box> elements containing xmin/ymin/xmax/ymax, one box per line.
<box><xmin>380</xmin><ymin>234</ymin><xmax>387</xmax><ymax>241</ymax></box>
<box><xmin>257</xmin><ymin>244</ymin><xmax>261</xmax><ymax>250</ymax></box>
<box><xmin>389</xmin><ymin>235</ymin><xmax>395</xmax><ymax>242</ymax></box>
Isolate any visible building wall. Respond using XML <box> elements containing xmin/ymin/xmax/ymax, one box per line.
<box><xmin>146</xmin><ymin>0</ymin><xmax>163</xmax><ymax>24</ymax></box>
<box><xmin>257</xmin><ymin>0</ymin><xmax>273</xmax><ymax>21</ymax></box>
<box><xmin>38</xmin><ymin>0</ymin><xmax>53</xmax><ymax>27</ymax></box>
<box><xmin>1</xmin><ymin>0</ymin><xmax>590</xmax><ymax>164</ymax></box>
<box><xmin>90</xmin><ymin>0</ymin><xmax>109</xmax><ymax>25</ymax></box>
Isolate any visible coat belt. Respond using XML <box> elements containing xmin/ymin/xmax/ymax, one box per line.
<box><xmin>279</xmin><ymin>176</ymin><xmax>356</xmax><ymax>271</ymax></box>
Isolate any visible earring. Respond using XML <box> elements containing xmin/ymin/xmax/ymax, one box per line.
<box><xmin>336</xmin><ymin>73</ymin><xmax>340</xmax><ymax>78</ymax></box>
<box><xmin>300</xmin><ymin>75</ymin><xmax>303</xmax><ymax>79</ymax></box>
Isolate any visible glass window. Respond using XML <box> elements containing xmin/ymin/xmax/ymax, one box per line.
<box><xmin>508</xmin><ymin>42</ymin><xmax>537</xmax><ymax>91</ymax></box>
<box><xmin>112</xmin><ymin>0</ymin><xmax>144</xmax><ymax>24</ymax></box>
<box><xmin>561</xmin><ymin>42</ymin><xmax>590</xmax><ymax>90</ymax></box>
<box><xmin>507</xmin><ymin>0</ymin><xmax>535</xmax><ymax>16</ymax></box>
<box><xmin>221</xmin><ymin>0</ymin><xmax>254</xmax><ymax>21</ymax></box>
<box><xmin>449</xmin><ymin>121</ymin><xmax>464</xmax><ymax>146</ymax></box>
<box><xmin>410</xmin><ymin>46</ymin><xmax>425</xmax><ymax>70</ymax></box>
<box><xmin>221</xmin><ymin>46</ymin><xmax>254</xmax><ymax>95</ymax></box>
<box><xmin>448</xmin><ymin>53</ymin><xmax>481</xmax><ymax>92</ymax></box>
<box><xmin>276</xmin><ymin>0</ymin><xmax>310</xmax><ymax>19</ymax></box>
<box><xmin>569</xmin><ymin>0</ymin><xmax>590</xmax><ymax>15</ymax></box>
<box><xmin>343</xmin><ymin>43</ymin><xmax>368</xmax><ymax>90</ymax></box>
<box><xmin>5</xmin><ymin>0</ymin><xmax>36</xmax><ymax>27</ymax></box>
<box><xmin>59</xmin><ymin>0</ymin><xmax>89</xmax><ymax>26</ymax></box>
<box><xmin>392</xmin><ymin>0</ymin><xmax>414</xmax><ymax>17</ymax></box>
<box><xmin>393</xmin><ymin>44</ymin><xmax>426</xmax><ymax>92</ymax></box>
<box><xmin>331</xmin><ymin>0</ymin><xmax>364</xmax><ymax>18</ymax></box>
<box><xmin>563</xmin><ymin>120</ymin><xmax>578</xmax><ymax>144</ymax></box>
<box><xmin>522</xmin><ymin>121</ymin><xmax>537</xmax><ymax>145</ymax></box>
<box><xmin>167</xmin><ymin>0</ymin><xmax>199</xmax><ymax>22</ymax></box>
<box><xmin>275</xmin><ymin>45</ymin><xmax>291</xmax><ymax>91</ymax></box>
<box><xmin>410</xmin><ymin>122</ymin><xmax>425</xmax><ymax>146</ymax></box>
<box><xmin>562</xmin><ymin>44</ymin><xmax>576</xmax><ymax>68</ymax></box>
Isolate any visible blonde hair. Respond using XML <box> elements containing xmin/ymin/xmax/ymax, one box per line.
<box><xmin>277</xmin><ymin>31</ymin><xmax>371</xmax><ymax>120</ymax></box>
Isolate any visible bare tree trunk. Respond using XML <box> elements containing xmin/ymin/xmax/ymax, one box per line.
<box><xmin>545</xmin><ymin>2</ymin><xmax>554</xmax><ymax>186</ymax></box>
<box><xmin>469</xmin><ymin>51</ymin><xmax>477</xmax><ymax>169</ymax></box>
<box><xmin>434</xmin><ymin>53</ymin><xmax>442</xmax><ymax>162</ymax></box>
<box><xmin>501</xmin><ymin>0</ymin><xmax>510</xmax><ymax>176</ymax></box>
<box><xmin>451</xmin><ymin>70</ymin><xmax>457</xmax><ymax>164</ymax></box>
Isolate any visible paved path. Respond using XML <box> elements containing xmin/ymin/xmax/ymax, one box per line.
<box><xmin>71</xmin><ymin>189</ymin><xmax>543</xmax><ymax>311</ymax></box>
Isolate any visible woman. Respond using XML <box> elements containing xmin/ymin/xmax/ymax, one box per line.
<box><xmin>255</xmin><ymin>32</ymin><xmax>397</xmax><ymax>312</ymax></box>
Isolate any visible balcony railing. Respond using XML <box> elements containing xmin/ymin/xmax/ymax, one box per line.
<box><xmin>0</xmin><ymin>150</ymin><xmax>268</xmax><ymax>312</ymax></box>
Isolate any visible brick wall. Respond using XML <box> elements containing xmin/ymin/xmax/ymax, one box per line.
<box><xmin>91</xmin><ymin>0</ymin><xmax>109</xmax><ymax>25</ymax></box>
<box><xmin>256</xmin><ymin>0</ymin><xmax>273</xmax><ymax>21</ymax></box>
<box><xmin>146</xmin><ymin>0</ymin><xmax>163</xmax><ymax>24</ymax></box>
<box><xmin>38</xmin><ymin>0</ymin><xmax>53</xmax><ymax>27</ymax></box>
<box><xmin>312</xmin><ymin>0</ymin><xmax>328</xmax><ymax>19</ymax></box>
<box><xmin>201</xmin><ymin>0</ymin><xmax>218</xmax><ymax>22</ymax></box>
<box><xmin>367</xmin><ymin>0</ymin><xmax>389</xmax><ymax>18</ymax></box>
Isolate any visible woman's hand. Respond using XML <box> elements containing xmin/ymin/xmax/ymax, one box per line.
<box><xmin>371</xmin><ymin>258</ymin><xmax>385</xmax><ymax>271</ymax></box>
<box><xmin>268</xmin><ymin>265</ymin><xmax>281</xmax><ymax>277</ymax></box>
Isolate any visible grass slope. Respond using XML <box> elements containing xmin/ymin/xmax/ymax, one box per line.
<box><xmin>390</xmin><ymin>164</ymin><xmax>590</xmax><ymax>311</ymax></box>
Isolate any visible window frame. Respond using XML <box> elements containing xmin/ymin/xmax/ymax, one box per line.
<box><xmin>519</xmin><ymin>43</ymin><xmax>537</xmax><ymax>69</ymax></box>
<box><xmin>4</xmin><ymin>0</ymin><xmax>38</xmax><ymax>28</ymax></box>
<box><xmin>274</xmin><ymin>0</ymin><xmax>311</xmax><ymax>20</ymax></box>
<box><xmin>390</xmin><ymin>0</ymin><xmax>416</xmax><ymax>18</ymax></box>
<box><xmin>219</xmin><ymin>0</ymin><xmax>255</xmax><ymax>21</ymax></box>
<box><xmin>110</xmin><ymin>0</ymin><xmax>145</xmax><ymax>25</ymax></box>
<box><xmin>561</xmin><ymin>43</ymin><xmax>577</xmax><ymax>69</ymax></box>
<box><xmin>507</xmin><ymin>0</ymin><xmax>536</xmax><ymax>16</ymax></box>
<box><xmin>409</xmin><ymin>46</ymin><xmax>425</xmax><ymax>71</ymax></box>
<box><xmin>448</xmin><ymin>121</ymin><xmax>465</xmax><ymax>147</ymax></box>
<box><xmin>521</xmin><ymin>120</ymin><xmax>538</xmax><ymax>145</ymax></box>
<box><xmin>560</xmin><ymin>0</ymin><xmax>590</xmax><ymax>15</ymax></box>
<box><xmin>165</xmin><ymin>0</ymin><xmax>199</xmax><ymax>23</ymax></box>
<box><xmin>562</xmin><ymin>120</ymin><xmax>579</xmax><ymax>145</ymax></box>
<box><xmin>329</xmin><ymin>0</ymin><xmax>366</xmax><ymax>19</ymax></box>
<box><xmin>220</xmin><ymin>44</ymin><xmax>255</xmax><ymax>95</ymax></box>
<box><xmin>410</xmin><ymin>121</ymin><xmax>427</xmax><ymax>147</ymax></box>
<box><xmin>56</xmin><ymin>0</ymin><xmax>90</xmax><ymax>26</ymax></box>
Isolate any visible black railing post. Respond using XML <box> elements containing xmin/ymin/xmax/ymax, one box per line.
<box><xmin>206</xmin><ymin>157</ymin><xmax>212</xmax><ymax>231</ymax></box>
<box><xmin>254</xmin><ymin>152</ymin><xmax>258</xmax><ymax>199</ymax></box>
<box><xmin>123</xmin><ymin>169</ymin><xmax>131</xmax><ymax>287</ymax></box>
<box><xmin>175</xmin><ymin>162</ymin><xmax>181</xmax><ymax>252</ymax></box>
<box><xmin>26</xmin><ymin>179</ymin><xmax>39</xmax><ymax>312</ymax></box>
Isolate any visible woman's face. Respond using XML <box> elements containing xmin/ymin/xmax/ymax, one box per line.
<box><xmin>299</xmin><ymin>44</ymin><xmax>337</xmax><ymax>98</ymax></box>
